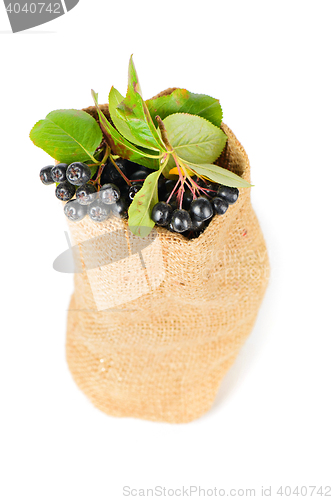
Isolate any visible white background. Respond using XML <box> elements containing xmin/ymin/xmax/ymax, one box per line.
<box><xmin>1</xmin><ymin>1</ymin><xmax>332</xmax><ymax>499</ymax></box>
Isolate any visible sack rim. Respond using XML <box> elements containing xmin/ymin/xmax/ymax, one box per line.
<box><xmin>65</xmin><ymin>92</ymin><xmax>251</xmax><ymax>247</ymax></box>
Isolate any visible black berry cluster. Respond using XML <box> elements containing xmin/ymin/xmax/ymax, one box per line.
<box><xmin>40</xmin><ymin>162</ymin><xmax>93</xmax><ymax>201</ymax></box>
<box><xmin>39</xmin><ymin>159</ymin><xmax>146</xmax><ymax>222</ymax></box>
<box><xmin>39</xmin><ymin>158</ymin><xmax>239</xmax><ymax>238</ymax></box>
<box><xmin>153</xmin><ymin>176</ymin><xmax>238</xmax><ymax>238</ymax></box>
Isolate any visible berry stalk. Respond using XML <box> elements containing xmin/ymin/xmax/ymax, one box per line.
<box><xmin>108</xmin><ymin>154</ymin><xmax>132</xmax><ymax>186</ymax></box>
<box><xmin>89</xmin><ymin>146</ymin><xmax>111</xmax><ymax>190</ymax></box>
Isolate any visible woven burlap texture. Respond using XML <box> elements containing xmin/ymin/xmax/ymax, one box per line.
<box><xmin>65</xmin><ymin>97</ymin><xmax>270</xmax><ymax>423</ymax></box>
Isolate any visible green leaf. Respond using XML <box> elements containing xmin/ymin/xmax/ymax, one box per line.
<box><xmin>109</xmin><ymin>86</ymin><xmax>143</xmax><ymax>146</ymax></box>
<box><xmin>115</xmin><ymin>56</ymin><xmax>165</xmax><ymax>151</ymax></box>
<box><xmin>163</xmin><ymin>113</ymin><xmax>227</xmax><ymax>172</ymax></box>
<box><xmin>146</xmin><ymin>88</ymin><xmax>223</xmax><ymax>128</ymax></box>
<box><xmin>29</xmin><ymin>109</ymin><xmax>103</xmax><ymax>163</ymax></box>
<box><xmin>128</xmin><ymin>170</ymin><xmax>161</xmax><ymax>237</ymax></box>
<box><xmin>90</xmin><ymin>163</ymin><xmax>99</xmax><ymax>179</ymax></box>
<box><xmin>91</xmin><ymin>90</ymin><xmax>160</xmax><ymax>170</ymax></box>
<box><xmin>183</xmin><ymin>161</ymin><xmax>252</xmax><ymax>188</ymax></box>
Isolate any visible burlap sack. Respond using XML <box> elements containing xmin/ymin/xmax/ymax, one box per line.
<box><xmin>65</xmin><ymin>93</ymin><xmax>270</xmax><ymax>423</ymax></box>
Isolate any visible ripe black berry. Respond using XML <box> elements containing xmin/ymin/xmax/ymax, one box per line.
<box><xmin>151</xmin><ymin>202</ymin><xmax>173</xmax><ymax>226</ymax></box>
<box><xmin>100</xmin><ymin>183</ymin><xmax>121</xmax><ymax>204</ymax></box>
<box><xmin>193</xmin><ymin>176</ymin><xmax>207</xmax><ymax>188</ymax></box>
<box><xmin>51</xmin><ymin>163</ymin><xmax>68</xmax><ymax>183</ymax></box>
<box><xmin>158</xmin><ymin>176</ymin><xmax>166</xmax><ymax>191</ymax></box>
<box><xmin>101</xmin><ymin>158</ymin><xmax>128</xmax><ymax>185</ymax></box>
<box><xmin>189</xmin><ymin>197</ymin><xmax>213</xmax><ymax>221</ymax></box>
<box><xmin>123</xmin><ymin>159</ymin><xmax>140</xmax><ymax>173</ymax></box>
<box><xmin>168</xmin><ymin>221</ymin><xmax>176</xmax><ymax>233</ymax></box>
<box><xmin>64</xmin><ymin>199</ymin><xmax>87</xmax><ymax>222</ymax></box>
<box><xmin>169</xmin><ymin>197</ymin><xmax>178</xmax><ymax>211</ymax></box>
<box><xmin>55</xmin><ymin>181</ymin><xmax>76</xmax><ymax>201</ymax></box>
<box><xmin>111</xmin><ymin>197</ymin><xmax>129</xmax><ymax>219</ymax></box>
<box><xmin>88</xmin><ymin>199</ymin><xmax>111</xmax><ymax>223</ymax></box>
<box><xmin>171</xmin><ymin>209</ymin><xmax>192</xmax><ymax>233</ymax></box>
<box><xmin>182</xmin><ymin>190</ymin><xmax>193</xmax><ymax>210</ymax></box>
<box><xmin>217</xmin><ymin>185</ymin><xmax>239</xmax><ymax>204</ymax></box>
<box><xmin>66</xmin><ymin>162</ymin><xmax>91</xmax><ymax>186</ymax></box>
<box><xmin>76</xmin><ymin>183</ymin><xmax>97</xmax><ymax>205</ymax></box>
<box><xmin>203</xmin><ymin>182</ymin><xmax>218</xmax><ymax>195</ymax></box>
<box><xmin>128</xmin><ymin>182</ymin><xmax>143</xmax><ymax>201</ymax></box>
<box><xmin>211</xmin><ymin>197</ymin><xmax>229</xmax><ymax>215</ymax></box>
<box><xmin>120</xmin><ymin>183</ymin><xmax>130</xmax><ymax>198</ymax></box>
<box><xmin>40</xmin><ymin>166</ymin><xmax>54</xmax><ymax>185</ymax></box>
<box><xmin>164</xmin><ymin>179</ymin><xmax>177</xmax><ymax>195</ymax></box>
<box><xmin>191</xmin><ymin>215</ymin><xmax>206</xmax><ymax>231</ymax></box>
<box><xmin>130</xmin><ymin>168</ymin><xmax>154</xmax><ymax>181</ymax></box>
<box><xmin>159</xmin><ymin>178</ymin><xmax>176</xmax><ymax>201</ymax></box>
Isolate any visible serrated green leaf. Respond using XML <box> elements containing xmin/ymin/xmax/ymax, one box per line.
<box><xmin>115</xmin><ymin>56</ymin><xmax>165</xmax><ymax>152</ymax></box>
<box><xmin>128</xmin><ymin>170</ymin><xmax>161</xmax><ymax>237</ymax></box>
<box><xmin>92</xmin><ymin>90</ymin><xmax>160</xmax><ymax>170</ymax></box>
<box><xmin>163</xmin><ymin>113</ymin><xmax>227</xmax><ymax>173</ymax></box>
<box><xmin>29</xmin><ymin>109</ymin><xmax>103</xmax><ymax>163</ymax></box>
<box><xmin>183</xmin><ymin>160</ymin><xmax>252</xmax><ymax>188</ymax></box>
<box><xmin>146</xmin><ymin>89</ymin><xmax>223</xmax><ymax>128</ymax></box>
